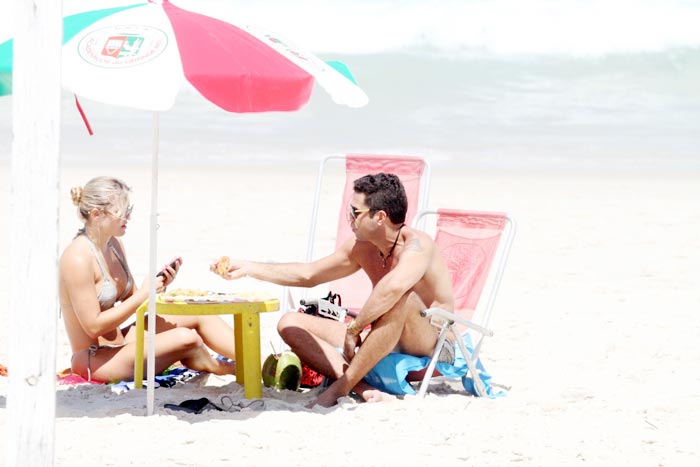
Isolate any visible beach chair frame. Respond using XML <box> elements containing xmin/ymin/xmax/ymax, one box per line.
<box><xmin>411</xmin><ymin>208</ymin><xmax>516</xmax><ymax>398</ymax></box>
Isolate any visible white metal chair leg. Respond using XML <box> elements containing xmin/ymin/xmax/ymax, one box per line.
<box><xmin>452</xmin><ymin>328</ymin><xmax>487</xmax><ymax>397</ymax></box>
<box><xmin>417</xmin><ymin>324</ymin><xmax>450</xmax><ymax>399</ymax></box>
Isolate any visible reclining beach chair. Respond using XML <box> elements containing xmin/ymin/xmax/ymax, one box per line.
<box><xmin>281</xmin><ymin>153</ymin><xmax>432</xmax><ymax>314</ymax></box>
<box><xmin>364</xmin><ymin>208</ymin><xmax>516</xmax><ymax>398</ymax></box>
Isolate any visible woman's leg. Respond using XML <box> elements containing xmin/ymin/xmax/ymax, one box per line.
<box><xmin>72</xmin><ymin>318</ymin><xmax>235</xmax><ymax>383</ymax></box>
<box><xmin>129</xmin><ymin>315</ymin><xmax>236</xmax><ymax>376</ymax></box>
<box><xmin>71</xmin><ymin>327</ymin><xmax>195</xmax><ymax>383</ymax></box>
<box><xmin>153</xmin><ymin>314</ymin><xmax>237</xmax><ymax>361</ymax></box>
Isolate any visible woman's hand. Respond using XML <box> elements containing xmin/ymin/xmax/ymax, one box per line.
<box><xmin>155</xmin><ymin>274</ymin><xmax>167</xmax><ymax>294</ymax></box>
<box><xmin>156</xmin><ymin>270</ymin><xmax>171</xmax><ymax>292</ymax></box>
<box><xmin>157</xmin><ymin>257</ymin><xmax>182</xmax><ymax>288</ymax></box>
<box><xmin>139</xmin><ymin>275</ymin><xmax>167</xmax><ymax>296</ymax></box>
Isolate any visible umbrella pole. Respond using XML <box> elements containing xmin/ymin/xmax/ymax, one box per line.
<box><xmin>146</xmin><ymin>112</ymin><xmax>160</xmax><ymax>416</ymax></box>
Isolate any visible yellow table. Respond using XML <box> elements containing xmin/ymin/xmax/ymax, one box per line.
<box><xmin>133</xmin><ymin>296</ymin><xmax>279</xmax><ymax>398</ymax></box>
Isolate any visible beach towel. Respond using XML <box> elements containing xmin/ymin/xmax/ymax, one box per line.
<box><xmin>111</xmin><ymin>366</ymin><xmax>201</xmax><ymax>391</ymax></box>
<box><xmin>363</xmin><ymin>334</ymin><xmax>505</xmax><ymax>398</ymax></box>
<box><xmin>55</xmin><ymin>366</ymin><xmax>200</xmax><ymax>389</ymax></box>
<box><xmin>57</xmin><ymin>373</ymin><xmax>104</xmax><ymax>385</ymax></box>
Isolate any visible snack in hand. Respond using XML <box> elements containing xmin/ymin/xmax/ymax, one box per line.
<box><xmin>214</xmin><ymin>256</ymin><xmax>230</xmax><ymax>277</ymax></box>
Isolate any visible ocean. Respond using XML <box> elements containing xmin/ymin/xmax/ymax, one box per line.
<box><xmin>1</xmin><ymin>0</ymin><xmax>699</xmax><ymax>171</ymax></box>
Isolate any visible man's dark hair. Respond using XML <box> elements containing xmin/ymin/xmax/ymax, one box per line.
<box><xmin>353</xmin><ymin>173</ymin><xmax>407</xmax><ymax>224</ymax></box>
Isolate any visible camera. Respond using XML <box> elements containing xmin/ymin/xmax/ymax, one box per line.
<box><xmin>299</xmin><ymin>292</ymin><xmax>353</xmax><ymax>322</ymax></box>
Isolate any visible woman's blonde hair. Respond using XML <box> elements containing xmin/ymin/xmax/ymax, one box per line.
<box><xmin>71</xmin><ymin>176</ymin><xmax>131</xmax><ymax>229</ymax></box>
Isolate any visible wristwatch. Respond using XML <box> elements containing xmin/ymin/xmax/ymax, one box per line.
<box><xmin>346</xmin><ymin>319</ymin><xmax>361</xmax><ymax>336</ymax></box>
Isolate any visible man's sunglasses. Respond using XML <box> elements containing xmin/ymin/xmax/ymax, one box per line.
<box><xmin>348</xmin><ymin>204</ymin><xmax>371</xmax><ymax>221</ymax></box>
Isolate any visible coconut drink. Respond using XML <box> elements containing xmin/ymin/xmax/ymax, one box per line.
<box><xmin>262</xmin><ymin>351</ymin><xmax>302</xmax><ymax>391</ymax></box>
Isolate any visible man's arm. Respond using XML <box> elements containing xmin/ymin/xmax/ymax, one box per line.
<box><xmin>352</xmin><ymin>234</ymin><xmax>432</xmax><ymax>329</ymax></box>
<box><xmin>216</xmin><ymin>238</ymin><xmax>361</xmax><ymax>288</ymax></box>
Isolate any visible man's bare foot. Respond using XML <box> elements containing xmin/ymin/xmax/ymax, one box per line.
<box><xmin>306</xmin><ymin>387</ymin><xmax>397</xmax><ymax>407</ymax></box>
<box><xmin>361</xmin><ymin>389</ymin><xmax>397</xmax><ymax>403</ymax></box>
<box><xmin>306</xmin><ymin>386</ymin><xmax>344</xmax><ymax>408</ymax></box>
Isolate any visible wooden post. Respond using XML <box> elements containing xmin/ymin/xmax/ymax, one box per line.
<box><xmin>6</xmin><ymin>0</ymin><xmax>62</xmax><ymax>465</ymax></box>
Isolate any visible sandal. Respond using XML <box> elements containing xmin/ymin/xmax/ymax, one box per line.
<box><xmin>164</xmin><ymin>397</ymin><xmax>223</xmax><ymax>414</ymax></box>
<box><xmin>219</xmin><ymin>396</ymin><xmax>265</xmax><ymax>412</ymax></box>
<box><xmin>164</xmin><ymin>396</ymin><xmax>265</xmax><ymax>414</ymax></box>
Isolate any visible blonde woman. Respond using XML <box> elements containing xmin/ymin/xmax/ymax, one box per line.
<box><xmin>59</xmin><ymin>176</ymin><xmax>236</xmax><ymax>383</ymax></box>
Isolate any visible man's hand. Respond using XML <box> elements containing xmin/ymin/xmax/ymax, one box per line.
<box><xmin>343</xmin><ymin>332</ymin><xmax>361</xmax><ymax>363</ymax></box>
<box><xmin>210</xmin><ymin>256</ymin><xmax>249</xmax><ymax>280</ymax></box>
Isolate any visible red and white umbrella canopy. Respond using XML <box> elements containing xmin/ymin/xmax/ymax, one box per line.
<box><xmin>1</xmin><ymin>0</ymin><xmax>368</xmax><ymax>111</ymax></box>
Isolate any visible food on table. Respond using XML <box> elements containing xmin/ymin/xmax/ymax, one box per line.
<box><xmin>164</xmin><ymin>288</ymin><xmax>210</xmax><ymax>297</ymax></box>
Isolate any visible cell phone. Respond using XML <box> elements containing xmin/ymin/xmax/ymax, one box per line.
<box><xmin>156</xmin><ymin>257</ymin><xmax>182</xmax><ymax>277</ymax></box>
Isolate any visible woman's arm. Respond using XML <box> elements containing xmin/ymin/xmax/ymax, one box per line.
<box><xmin>60</xmin><ymin>248</ymin><xmax>150</xmax><ymax>339</ymax></box>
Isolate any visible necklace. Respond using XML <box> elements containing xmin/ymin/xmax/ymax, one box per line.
<box><xmin>83</xmin><ymin>227</ymin><xmax>102</xmax><ymax>248</ymax></box>
<box><xmin>379</xmin><ymin>224</ymin><xmax>405</xmax><ymax>269</ymax></box>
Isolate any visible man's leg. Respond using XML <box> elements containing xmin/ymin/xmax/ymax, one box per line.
<box><xmin>277</xmin><ymin>312</ymin><xmax>349</xmax><ymax>379</ymax></box>
<box><xmin>312</xmin><ymin>291</ymin><xmax>439</xmax><ymax>407</ymax></box>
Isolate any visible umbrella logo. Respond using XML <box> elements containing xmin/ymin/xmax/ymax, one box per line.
<box><xmin>78</xmin><ymin>25</ymin><xmax>168</xmax><ymax>69</ymax></box>
<box><xmin>102</xmin><ymin>35</ymin><xmax>144</xmax><ymax>58</ymax></box>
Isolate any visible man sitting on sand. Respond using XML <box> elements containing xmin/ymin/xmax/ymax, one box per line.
<box><xmin>213</xmin><ymin>173</ymin><xmax>454</xmax><ymax>407</ymax></box>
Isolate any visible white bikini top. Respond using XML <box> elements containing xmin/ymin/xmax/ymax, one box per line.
<box><xmin>83</xmin><ymin>235</ymin><xmax>133</xmax><ymax>311</ymax></box>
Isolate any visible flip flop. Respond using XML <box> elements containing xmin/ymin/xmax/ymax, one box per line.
<box><xmin>219</xmin><ymin>396</ymin><xmax>265</xmax><ymax>412</ymax></box>
<box><xmin>164</xmin><ymin>397</ymin><xmax>223</xmax><ymax>414</ymax></box>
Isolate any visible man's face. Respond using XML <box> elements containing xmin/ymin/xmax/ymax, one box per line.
<box><xmin>348</xmin><ymin>193</ymin><xmax>372</xmax><ymax>238</ymax></box>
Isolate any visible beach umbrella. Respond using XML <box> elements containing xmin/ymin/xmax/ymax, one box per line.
<box><xmin>1</xmin><ymin>0</ymin><xmax>367</xmax><ymax>110</ymax></box>
<box><xmin>0</xmin><ymin>0</ymin><xmax>368</xmax><ymax>414</ymax></box>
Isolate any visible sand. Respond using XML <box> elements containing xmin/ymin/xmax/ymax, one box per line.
<box><xmin>1</xmin><ymin>162</ymin><xmax>699</xmax><ymax>466</ymax></box>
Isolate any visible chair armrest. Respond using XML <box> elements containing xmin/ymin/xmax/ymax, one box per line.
<box><xmin>421</xmin><ymin>307</ymin><xmax>494</xmax><ymax>337</ymax></box>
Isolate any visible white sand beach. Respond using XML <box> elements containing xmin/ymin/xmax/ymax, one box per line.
<box><xmin>1</xmin><ymin>161</ymin><xmax>698</xmax><ymax>466</ymax></box>
<box><xmin>2</xmin><ymin>0</ymin><xmax>700</xmax><ymax>462</ymax></box>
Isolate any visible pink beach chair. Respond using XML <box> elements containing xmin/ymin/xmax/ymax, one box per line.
<box><xmin>281</xmin><ymin>154</ymin><xmax>431</xmax><ymax>314</ymax></box>
<box><xmin>364</xmin><ymin>208</ymin><xmax>516</xmax><ymax>398</ymax></box>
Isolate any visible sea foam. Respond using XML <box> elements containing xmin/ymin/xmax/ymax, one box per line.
<box><xmin>227</xmin><ymin>0</ymin><xmax>700</xmax><ymax>58</ymax></box>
